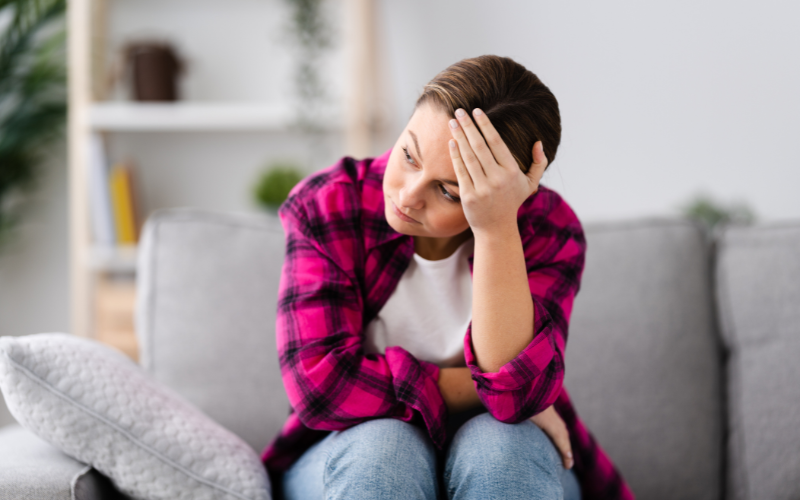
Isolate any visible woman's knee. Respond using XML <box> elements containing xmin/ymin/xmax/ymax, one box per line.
<box><xmin>325</xmin><ymin>419</ymin><xmax>438</xmax><ymax>498</ymax></box>
<box><xmin>445</xmin><ymin>413</ymin><xmax>563</xmax><ymax>499</ymax></box>
<box><xmin>452</xmin><ymin>413</ymin><xmax>559</xmax><ymax>461</ymax></box>
<box><xmin>330</xmin><ymin>418</ymin><xmax>434</xmax><ymax>465</ymax></box>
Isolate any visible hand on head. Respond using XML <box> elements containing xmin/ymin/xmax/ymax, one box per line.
<box><xmin>447</xmin><ymin>107</ymin><xmax>548</xmax><ymax>234</ymax></box>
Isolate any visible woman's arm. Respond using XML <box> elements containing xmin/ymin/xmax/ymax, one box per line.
<box><xmin>276</xmin><ymin>174</ymin><xmax>448</xmax><ymax>447</ymax></box>
<box><xmin>448</xmin><ymin>108</ymin><xmax>548</xmax><ymax>372</ymax></box>
<box><xmin>439</xmin><ymin>367</ymin><xmax>574</xmax><ymax>469</ymax></box>
<box><xmin>448</xmin><ymin>109</ymin><xmax>586</xmax><ymax>424</ymax></box>
<box><xmin>471</xmin><ymin>222</ymin><xmax>535</xmax><ymax>372</ymax></box>
<box><xmin>438</xmin><ymin>367</ymin><xmax>481</xmax><ymax>413</ymax></box>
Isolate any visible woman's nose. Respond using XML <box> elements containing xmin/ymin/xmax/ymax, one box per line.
<box><xmin>398</xmin><ymin>181</ymin><xmax>425</xmax><ymax>210</ymax></box>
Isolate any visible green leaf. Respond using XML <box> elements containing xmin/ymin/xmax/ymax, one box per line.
<box><xmin>0</xmin><ymin>0</ymin><xmax>65</xmax><ymax>250</ymax></box>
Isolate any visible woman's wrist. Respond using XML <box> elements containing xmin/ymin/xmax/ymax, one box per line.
<box><xmin>470</xmin><ymin>217</ymin><xmax>520</xmax><ymax>241</ymax></box>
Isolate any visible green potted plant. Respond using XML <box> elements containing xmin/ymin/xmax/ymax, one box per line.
<box><xmin>252</xmin><ymin>161</ymin><xmax>305</xmax><ymax>212</ymax></box>
<box><xmin>0</xmin><ymin>0</ymin><xmax>66</xmax><ymax>250</ymax></box>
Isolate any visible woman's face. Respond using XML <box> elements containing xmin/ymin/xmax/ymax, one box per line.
<box><xmin>383</xmin><ymin>103</ymin><xmax>469</xmax><ymax>240</ymax></box>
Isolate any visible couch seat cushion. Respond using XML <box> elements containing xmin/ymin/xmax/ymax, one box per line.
<box><xmin>0</xmin><ymin>424</ymin><xmax>120</xmax><ymax>500</ymax></box>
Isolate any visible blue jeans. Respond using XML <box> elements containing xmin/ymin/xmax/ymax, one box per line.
<box><xmin>282</xmin><ymin>413</ymin><xmax>582</xmax><ymax>500</ymax></box>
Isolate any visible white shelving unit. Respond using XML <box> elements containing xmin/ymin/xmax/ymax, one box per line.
<box><xmin>68</xmin><ymin>0</ymin><xmax>379</xmax><ymax>339</ymax></box>
<box><xmin>83</xmin><ymin>102</ymin><xmax>296</xmax><ymax>284</ymax></box>
<box><xmin>89</xmin><ymin>102</ymin><xmax>294</xmax><ymax>132</ymax></box>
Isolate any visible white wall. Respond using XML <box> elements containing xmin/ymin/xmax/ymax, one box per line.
<box><xmin>2</xmin><ymin>0</ymin><xmax>799</xmax><ymax>428</ymax></box>
<box><xmin>99</xmin><ymin>0</ymin><xmax>800</xmax><ymax>221</ymax></box>
<box><xmin>0</xmin><ymin>146</ymin><xmax>70</xmax><ymax>426</ymax></box>
<box><xmin>379</xmin><ymin>0</ymin><xmax>800</xmax><ymax>222</ymax></box>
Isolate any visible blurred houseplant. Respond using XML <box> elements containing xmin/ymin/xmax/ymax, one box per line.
<box><xmin>284</xmin><ymin>0</ymin><xmax>331</xmax><ymax>129</ymax></box>
<box><xmin>682</xmin><ymin>193</ymin><xmax>755</xmax><ymax>232</ymax></box>
<box><xmin>249</xmin><ymin>0</ymin><xmax>328</xmax><ymax>212</ymax></box>
<box><xmin>253</xmin><ymin>162</ymin><xmax>304</xmax><ymax>211</ymax></box>
<box><xmin>0</xmin><ymin>0</ymin><xmax>66</xmax><ymax>250</ymax></box>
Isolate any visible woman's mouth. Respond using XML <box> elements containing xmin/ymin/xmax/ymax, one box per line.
<box><xmin>392</xmin><ymin>201</ymin><xmax>421</xmax><ymax>224</ymax></box>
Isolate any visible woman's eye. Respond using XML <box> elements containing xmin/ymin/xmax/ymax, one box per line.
<box><xmin>439</xmin><ymin>184</ymin><xmax>460</xmax><ymax>203</ymax></box>
<box><xmin>402</xmin><ymin>147</ymin><xmax>416</xmax><ymax>165</ymax></box>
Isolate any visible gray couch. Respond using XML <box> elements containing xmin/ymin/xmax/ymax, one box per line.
<box><xmin>1</xmin><ymin>208</ymin><xmax>798</xmax><ymax>500</ymax></box>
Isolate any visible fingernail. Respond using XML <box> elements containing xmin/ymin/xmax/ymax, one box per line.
<box><xmin>455</xmin><ymin>108</ymin><xmax>466</xmax><ymax>118</ymax></box>
<box><xmin>473</xmin><ymin>108</ymin><xmax>483</xmax><ymax>116</ymax></box>
<box><xmin>449</xmin><ymin>139</ymin><xmax>456</xmax><ymax>149</ymax></box>
<box><xmin>449</xmin><ymin>119</ymin><xmax>459</xmax><ymax>129</ymax></box>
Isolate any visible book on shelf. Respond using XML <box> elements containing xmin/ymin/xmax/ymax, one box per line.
<box><xmin>109</xmin><ymin>163</ymin><xmax>141</xmax><ymax>244</ymax></box>
<box><xmin>88</xmin><ymin>134</ymin><xmax>143</xmax><ymax>248</ymax></box>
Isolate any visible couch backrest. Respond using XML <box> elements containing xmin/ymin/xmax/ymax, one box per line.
<box><xmin>137</xmin><ymin>210</ymin><xmax>727</xmax><ymax>498</ymax></box>
<box><xmin>136</xmin><ymin>209</ymin><xmax>289</xmax><ymax>454</ymax></box>
<box><xmin>565</xmin><ymin>220</ymin><xmax>724</xmax><ymax>500</ymax></box>
<box><xmin>715</xmin><ymin>223</ymin><xmax>800</xmax><ymax>500</ymax></box>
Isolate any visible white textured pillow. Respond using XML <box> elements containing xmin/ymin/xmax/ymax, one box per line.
<box><xmin>0</xmin><ymin>333</ymin><xmax>271</xmax><ymax>500</ymax></box>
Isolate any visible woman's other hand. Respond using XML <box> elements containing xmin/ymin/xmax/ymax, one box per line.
<box><xmin>448</xmin><ymin>108</ymin><xmax>548</xmax><ymax>235</ymax></box>
<box><xmin>530</xmin><ymin>405</ymin><xmax>574</xmax><ymax>469</ymax></box>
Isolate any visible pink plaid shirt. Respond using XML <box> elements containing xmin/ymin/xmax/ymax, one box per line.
<box><xmin>262</xmin><ymin>150</ymin><xmax>634</xmax><ymax>500</ymax></box>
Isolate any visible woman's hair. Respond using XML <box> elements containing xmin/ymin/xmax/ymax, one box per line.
<box><xmin>416</xmin><ymin>55</ymin><xmax>561</xmax><ymax>173</ymax></box>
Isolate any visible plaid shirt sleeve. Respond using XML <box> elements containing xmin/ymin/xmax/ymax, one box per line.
<box><xmin>464</xmin><ymin>187</ymin><xmax>586</xmax><ymax>423</ymax></box>
<box><xmin>276</xmin><ymin>175</ymin><xmax>449</xmax><ymax>447</ymax></box>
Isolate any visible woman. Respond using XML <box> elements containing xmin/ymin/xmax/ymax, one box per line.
<box><xmin>262</xmin><ymin>55</ymin><xmax>633</xmax><ymax>500</ymax></box>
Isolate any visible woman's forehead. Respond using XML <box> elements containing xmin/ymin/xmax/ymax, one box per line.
<box><xmin>408</xmin><ymin>102</ymin><xmax>451</xmax><ymax>137</ymax></box>
<box><xmin>406</xmin><ymin>105</ymin><xmax>455</xmax><ymax>176</ymax></box>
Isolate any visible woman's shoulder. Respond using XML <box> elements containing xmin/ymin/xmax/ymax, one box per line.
<box><xmin>519</xmin><ymin>185</ymin><xmax>584</xmax><ymax>235</ymax></box>
<box><xmin>518</xmin><ymin>187</ymin><xmax>586</xmax><ymax>278</ymax></box>
<box><xmin>280</xmin><ymin>151</ymin><xmax>391</xmax><ymax>223</ymax></box>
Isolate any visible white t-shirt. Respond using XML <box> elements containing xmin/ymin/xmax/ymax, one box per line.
<box><xmin>363</xmin><ymin>238</ymin><xmax>474</xmax><ymax>368</ymax></box>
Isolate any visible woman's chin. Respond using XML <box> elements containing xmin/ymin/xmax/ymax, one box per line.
<box><xmin>386</xmin><ymin>213</ymin><xmax>409</xmax><ymax>234</ymax></box>
<box><xmin>385</xmin><ymin>208</ymin><xmax>421</xmax><ymax>236</ymax></box>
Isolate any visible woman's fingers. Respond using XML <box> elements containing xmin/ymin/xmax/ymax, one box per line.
<box><xmin>449</xmin><ymin>116</ymin><xmax>486</xmax><ymax>180</ymax></box>
<box><xmin>449</xmin><ymin>139</ymin><xmax>474</xmax><ymax>191</ymax></box>
<box><xmin>551</xmin><ymin>423</ymin><xmax>574</xmax><ymax>469</ymax></box>
<box><xmin>454</xmin><ymin>108</ymin><xmax>496</xmax><ymax>174</ymax></box>
<box><xmin>527</xmin><ymin>141</ymin><xmax>548</xmax><ymax>188</ymax></box>
<box><xmin>522</xmin><ymin>141</ymin><xmax>548</xmax><ymax>196</ymax></box>
<box><xmin>471</xmin><ymin>108</ymin><xmax>517</xmax><ymax>168</ymax></box>
<box><xmin>530</xmin><ymin>405</ymin><xmax>574</xmax><ymax>469</ymax></box>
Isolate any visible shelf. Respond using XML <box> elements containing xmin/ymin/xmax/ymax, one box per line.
<box><xmin>87</xmin><ymin>245</ymin><xmax>138</xmax><ymax>273</ymax></box>
<box><xmin>89</xmin><ymin>102</ymin><xmax>296</xmax><ymax>132</ymax></box>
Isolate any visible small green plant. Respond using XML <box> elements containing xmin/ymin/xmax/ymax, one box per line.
<box><xmin>0</xmin><ymin>0</ymin><xmax>66</xmax><ymax>250</ymax></box>
<box><xmin>253</xmin><ymin>162</ymin><xmax>305</xmax><ymax>210</ymax></box>
<box><xmin>682</xmin><ymin>193</ymin><xmax>755</xmax><ymax>231</ymax></box>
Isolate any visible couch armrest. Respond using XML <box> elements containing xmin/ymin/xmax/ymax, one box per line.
<box><xmin>0</xmin><ymin>424</ymin><xmax>127</xmax><ymax>500</ymax></box>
